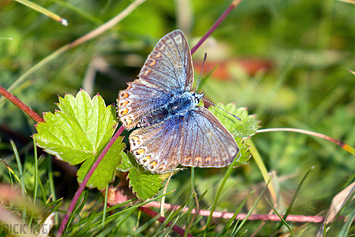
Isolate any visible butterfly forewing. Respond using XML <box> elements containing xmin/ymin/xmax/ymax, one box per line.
<box><xmin>139</xmin><ymin>30</ymin><xmax>194</xmax><ymax>93</ymax></box>
<box><xmin>118</xmin><ymin>30</ymin><xmax>194</xmax><ymax>129</ymax></box>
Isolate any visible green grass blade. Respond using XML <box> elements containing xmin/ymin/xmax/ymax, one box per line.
<box><xmin>266</xmin><ymin>197</ymin><xmax>294</xmax><ymax>237</ymax></box>
<box><xmin>232</xmin><ymin>175</ymin><xmax>273</xmax><ymax>235</ymax></box>
<box><xmin>10</xmin><ymin>140</ymin><xmax>27</xmax><ymax>220</ymax></box>
<box><xmin>337</xmin><ymin>208</ymin><xmax>355</xmax><ymax>237</ymax></box>
<box><xmin>33</xmin><ymin>138</ymin><xmax>39</xmax><ymax>205</ymax></box>
<box><xmin>102</xmin><ymin>184</ymin><xmax>109</xmax><ymax>229</ymax></box>
<box><xmin>203</xmin><ymin>151</ymin><xmax>242</xmax><ymax>237</ymax></box>
<box><xmin>185</xmin><ymin>167</ymin><xmax>196</xmax><ymax>237</ymax></box>
<box><xmin>152</xmin><ymin>194</ymin><xmax>193</xmax><ymax>237</ymax></box>
<box><xmin>276</xmin><ymin>165</ymin><xmax>315</xmax><ymax>230</ymax></box>
<box><xmin>247</xmin><ymin>139</ymin><xmax>277</xmax><ymax>203</ymax></box>
<box><xmin>218</xmin><ymin>190</ymin><xmax>254</xmax><ymax>236</ymax></box>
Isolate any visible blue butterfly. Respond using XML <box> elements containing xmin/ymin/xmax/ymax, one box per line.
<box><xmin>117</xmin><ymin>30</ymin><xmax>239</xmax><ymax>173</ymax></box>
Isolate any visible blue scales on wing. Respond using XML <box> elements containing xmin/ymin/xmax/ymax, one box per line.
<box><xmin>117</xmin><ymin>30</ymin><xmax>194</xmax><ymax>130</ymax></box>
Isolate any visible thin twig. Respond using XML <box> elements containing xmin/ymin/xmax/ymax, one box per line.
<box><xmin>138</xmin><ymin>206</ymin><xmax>194</xmax><ymax>237</ymax></box>
<box><xmin>256</xmin><ymin>128</ymin><xmax>355</xmax><ymax>155</ymax></box>
<box><xmin>143</xmin><ymin>201</ymin><xmax>354</xmax><ymax>223</ymax></box>
<box><xmin>190</xmin><ymin>0</ymin><xmax>242</xmax><ymax>55</ymax></box>
<box><xmin>57</xmin><ymin>125</ymin><xmax>125</xmax><ymax>236</ymax></box>
<box><xmin>0</xmin><ymin>85</ymin><xmax>44</xmax><ymax>123</ymax></box>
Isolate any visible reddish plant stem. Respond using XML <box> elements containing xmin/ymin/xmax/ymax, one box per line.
<box><xmin>0</xmin><ymin>85</ymin><xmax>44</xmax><ymax>123</ymax></box>
<box><xmin>256</xmin><ymin>128</ymin><xmax>355</xmax><ymax>155</ymax></box>
<box><xmin>138</xmin><ymin>207</ymin><xmax>194</xmax><ymax>237</ymax></box>
<box><xmin>190</xmin><ymin>0</ymin><xmax>242</xmax><ymax>55</ymax></box>
<box><xmin>143</xmin><ymin>201</ymin><xmax>352</xmax><ymax>223</ymax></box>
<box><xmin>57</xmin><ymin>125</ymin><xmax>125</xmax><ymax>236</ymax></box>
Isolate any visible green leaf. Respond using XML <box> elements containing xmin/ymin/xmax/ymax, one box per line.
<box><xmin>209</xmin><ymin>103</ymin><xmax>258</xmax><ymax>165</ymax></box>
<box><xmin>116</xmin><ymin>151</ymin><xmax>135</xmax><ymax>172</ymax></box>
<box><xmin>209</xmin><ymin>103</ymin><xmax>260</xmax><ymax>139</ymax></box>
<box><xmin>235</xmin><ymin>138</ymin><xmax>251</xmax><ymax>166</ymax></box>
<box><xmin>127</xmin><ymin>167</ymin><xmax>162</xmax><ymax>200</ymax></box>
<box><xmin>77</xmin><ymin>137</ymin><xmax>125</xmax><ymax>190</ymax></box>
<box><xmin>34</xmin><ymin>90</ymin><xmax>121</xmax><ymax>189</ymax></box>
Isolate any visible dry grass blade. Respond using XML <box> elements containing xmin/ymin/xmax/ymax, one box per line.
<box><xmin>38</xmin><ymin>212</ymin><xmax>55</xmax><ymax>237</ymax></box>
<box><xmin>14</xmin><ymin>0</ymin><xmax>68</xmax><ymax>26</ymax></box>
<box><xmin>316</xmin><ymin>182</ymin><xmax>355</xmax><ymax>237</ymax></box>
<box><xmin>338</xmin><ymin>0</ymin><xmax>355</xmax><ymax>3</ymax></box>
<box><xmin>0</xmin><ymin>203</ymin><xmax>35</xmax><ymax>237</ymax></box>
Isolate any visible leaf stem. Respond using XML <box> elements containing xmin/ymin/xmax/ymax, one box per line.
<box><xmin>256</xmin><ymin>128</ymin><xmax>355</xmax><ymax>155</ymax></box>
<box><xmin>143</xmin><ymin>201</ymin><xmax>355</xmax><ymax>223</ymax></box>
<box><xmin>138</xmin><ymin>206</ymin><xmax>194</xmax><ymax>237</ymax></box>
<box><xmin>190</xmin><ymin>0</ymin><xmax>243</xmax><ymax>55</ymax></box>
<box><xmin>0</xmin><ymin>85</ymin><xmax>44</xmax><ymax>123</ymax></box>
<box><xmin>57</xmin><ymin>125</ymin><xmax>125</xmax><ymax>236</ymax></box>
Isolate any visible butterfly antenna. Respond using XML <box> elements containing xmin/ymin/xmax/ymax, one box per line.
<box><xmin>202</xmin><ymin>98</ymin><xmax>242</xmax><ymax>121</ymax></box>
<box><xmin>195</xmin><ymin>53</ymin><xmax>207</xmax><ymax>92</ymax></box>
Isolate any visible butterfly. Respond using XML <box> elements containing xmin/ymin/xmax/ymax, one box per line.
<box><xmin>117</xmin><ymin>30</ymin><xmax>239</xmax><ymax>174</ymax></box>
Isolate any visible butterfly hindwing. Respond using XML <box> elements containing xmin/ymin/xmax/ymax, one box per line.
<box><xmin>129</xmin><ymin>106</ymin><xmax>239</xmax><ymax>173</ymax></box>
<box><xmin>178</xmin><ymin>106</ymin><xmax>239</xmax><ymax>168</ymax></box>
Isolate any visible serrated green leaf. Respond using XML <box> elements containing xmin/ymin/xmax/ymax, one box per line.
<box><xmin>127</xmin><ymin>167</ymin><xmax>162</xmax><ymax>200</ymax></box>
<box><xmin>34</xmin><ymin>90</ymin><xmax>120</xmax><ymax>189</ymax></box>
<box><xmin>235</xmin><ymin>138</ymin><xmax>251</xmax><ymax>166</ymax></box>
<box><xmin>77</xmin><ymin>137</ymin><xmax>125</xmax><ymax>191</ymax></box>
<box><xmin>208</xmin><ymin>103</ymin><xmax>257</xmax><ymax>166</ymax></box>
<box><xmin>116</xmin><ymin>151</ymin><xmax>135</xmax><ymax>172</ymax></box>
<box><xmin>209</xmin><ymin>103</ymin><xmax>260</xmax><ymax>139</ymax></box>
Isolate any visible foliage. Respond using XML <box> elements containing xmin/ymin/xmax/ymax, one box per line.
<box><xmin>34</xmin><ymin>90</ymin><xmax>123</xmax><ymax>190</ymax></box>
<box><xmin>0</xmin><ymin>0</ymin><xmax>355</xmax><ymax>236</ymax></box>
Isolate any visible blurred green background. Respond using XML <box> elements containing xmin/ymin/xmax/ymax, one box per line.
<box><xmin>1</xmin><ymin>0</ymin><xmax>355</xmax><ymax>235</ymax></box>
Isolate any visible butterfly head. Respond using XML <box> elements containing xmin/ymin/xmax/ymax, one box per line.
<box><xmin>192</xmin><ymin>92</ymin><xmax>204</xmax><ymax>105</ymax></box>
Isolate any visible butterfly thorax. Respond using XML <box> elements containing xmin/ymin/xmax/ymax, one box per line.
<box><xmin>137</xmin><ymin>92</ymin><xmax>204</xmax><ymax>128</ymax></box>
